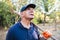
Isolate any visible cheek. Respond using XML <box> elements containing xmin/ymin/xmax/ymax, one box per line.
<box><xmin>26</xmin><ymin>11</ymin><xmax>30</xmax><ymax>14</ymax></box>
<box><xmin>23</xmin><ymin>13</ymin><xmax>28</xmax><ymax>17</ymax></box>
<box><xmin>25</xmin><ymin>12</ymin><xmax>29</xmax><ymax>16</ymax></box>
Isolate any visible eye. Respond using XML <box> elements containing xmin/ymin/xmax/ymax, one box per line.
<box><xmin>27</xmin><ymin>8</ymin><xmax>30</xmax><ymax>10</ymax></box>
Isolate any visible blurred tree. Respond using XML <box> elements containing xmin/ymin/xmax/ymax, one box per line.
<box><xmin>0</xmin><ymin>1</ymin><xmax>17</xmax><ymax>27</ymax></box>
<box><xmin>0</xmin><ymin>0</ymin><xmax>60</xmax><ymax>28</ymax></box>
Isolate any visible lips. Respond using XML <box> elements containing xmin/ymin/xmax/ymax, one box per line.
<box><xmin>30</xmin><ymin>14</ymin><xmax>34</xmax><ymax>16</ymax></box>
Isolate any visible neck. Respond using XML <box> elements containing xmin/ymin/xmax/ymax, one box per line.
<box><xmin>20</xmin><ymin>18</ymin><xmax>31</xmax><ymax>29</ymax></box>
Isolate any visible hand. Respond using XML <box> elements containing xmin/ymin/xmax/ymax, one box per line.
<box><xmin>42</xmin><ymin>31</ymin><xmax>52</xmax><ymax>39</ymax></box>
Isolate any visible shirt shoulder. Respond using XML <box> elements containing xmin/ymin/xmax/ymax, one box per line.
<box><xmin>7</xmin><ymin>22</ymin><xmax>21</xmax><ymax>33</ymax></box>
<box><xmin>6</xmin><ymin>22</ymin><xmax>20</xmax><ymax>40</ymax></box>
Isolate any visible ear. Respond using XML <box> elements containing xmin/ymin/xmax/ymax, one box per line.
<box><xmin>20</xmin><ymin>12</ymin><xmax>24</xmax><ymax>17</ymax></box>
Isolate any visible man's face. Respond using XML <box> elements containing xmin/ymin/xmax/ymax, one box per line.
<box><xmin>22</xmin><ymin>7</ymin><xmax>35</xmax><ymax>20</ymax></box>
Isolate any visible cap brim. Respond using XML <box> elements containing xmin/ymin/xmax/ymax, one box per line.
<box><xmin>25</xmin><ymin>4</ymin><xmax>36</xmax><ymax>9</ymax></box>
<box><xmin>20</xmin><ymin>4</ymin><xmax>36</xmax><ymax>12</ymax></box>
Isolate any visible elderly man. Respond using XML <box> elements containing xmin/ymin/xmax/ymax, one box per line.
<box><xmin>6</xmin><ymin>4</ymin><xmax>51</xmax><ymax>40</ymax></box>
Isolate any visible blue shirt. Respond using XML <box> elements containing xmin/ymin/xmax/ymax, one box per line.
<box><xmin>6</xmin><ymin>22</ymin><xmax>39</xmax><ymax>40</ymax></box>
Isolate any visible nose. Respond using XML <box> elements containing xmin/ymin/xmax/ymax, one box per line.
<box><xmin>30</xmin><ymin>8</ymin><xmax>34</xmax><ymax>13</ymax></box>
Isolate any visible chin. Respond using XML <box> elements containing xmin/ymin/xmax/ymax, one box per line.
<box><xmin>30</xmin><ymin>18</ymin><xmax>34</xmax><ymax>20</ymax></box>
<box><xmin>27</xmin><ymin>18</ymin><xmax>34</xmax><ymax>20</ymax></box>
<box><xmin>27</xmin><ymin>16</ymin><xmax>34</xmax><ymax>20</ymax></box>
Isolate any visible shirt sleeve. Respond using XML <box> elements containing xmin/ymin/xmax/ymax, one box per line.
<box><xmin>6</xmin><ymin>28</ymin><xmax>14</xmax><ymax>40</ymax></box>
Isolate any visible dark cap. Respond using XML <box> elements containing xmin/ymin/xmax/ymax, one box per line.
<box><xmin>20</xmin><ymin>4</ymin><xmax>36</xmax><ymax>12</ymax></box>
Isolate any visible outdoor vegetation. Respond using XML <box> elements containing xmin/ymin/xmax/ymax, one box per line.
<box><xmin>0</xmin><ymin>0</ymin><xmax>60</xmax><ymax>40</ymax></box>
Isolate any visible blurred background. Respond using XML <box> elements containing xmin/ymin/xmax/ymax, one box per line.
<box><xmin>0</xmin><ymin>0</ymin><xmax>60</xmax><ymax>40</ymax></box>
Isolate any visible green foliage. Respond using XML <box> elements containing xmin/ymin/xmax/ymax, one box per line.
<box><xmin>32</xmin><ymin>16</ymin><xmax>43</xmax><ymax>24</ymax></box>
<box><xmin>42</xmin><ymin>0</ymin><xmax>48</xmax><ymax>12</ymax></box>
<box><xmin>0</xmin><ymin>1</ymin><xmax>17</xmax><ymax>27</ymax></box>
<box><xmin>37</xmin><ymin>18</ymin><xmax>43</xmax><ymax>24</ymax></box>
<box><xmin>48</xmin><ymin>13</ymin><xmax>55</xmax><ymax>19</ymax></box>
<box><xmin>0</xmin><ymin>0</ymin><xmax>60</xmax><ymax>27</ymax></box>
<box><xmin>32</xmin><ymin>11</ymin><xmax>44</xmax><ymax>24</ymax></box>
<box><xmin>32</xmin><ymin>17</ymin><xmax>38</xmax><ymax>24</ymax></box>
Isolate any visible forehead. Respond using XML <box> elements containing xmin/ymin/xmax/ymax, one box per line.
<box><xmin>26</xmin><ymin>7</ymin><xmax>34</xmax><ymax>10</ymax></box>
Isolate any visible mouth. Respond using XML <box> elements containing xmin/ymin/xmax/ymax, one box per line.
<box><xmin>30</xmin><ymin>14</ymin><xmax>34</xmax><ymax>16</ymax></box>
